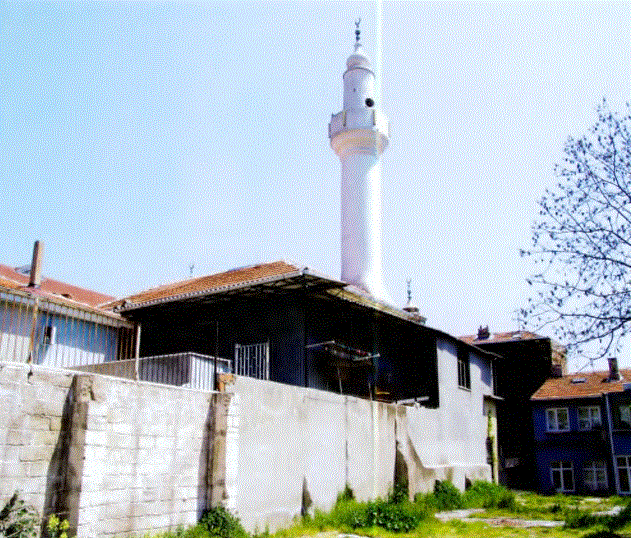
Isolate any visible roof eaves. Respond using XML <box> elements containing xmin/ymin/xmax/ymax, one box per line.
<box><xmin>116</xmin><ymin>267</ymin><xmax>346</xmax><ymax>312</ymax></box>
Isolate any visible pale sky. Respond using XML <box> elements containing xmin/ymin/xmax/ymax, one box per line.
<box><xmin>1</xmin><ymin>1</ymin><xmax>630</xmax><ymax>370</ymax></box>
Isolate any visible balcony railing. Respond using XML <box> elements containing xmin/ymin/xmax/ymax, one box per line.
<box><xmin>74</xmin><ymin>352</ymin><xmax>231</xmax><ymax>391</ymax></box>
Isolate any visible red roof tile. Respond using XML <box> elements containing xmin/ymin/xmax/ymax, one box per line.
<box><xmin>0</xmin><ymin>264</ymin><xmax>115</xmax><ymax>309</ymax></box>
<box><xmin>460</xmin><ymin>330</ymin><xmax>547</xmax><ymax>345</ymax></box>
<box><xmin>109</xmin><ymin>260</ymin><xmax>320</xmax><ymax>310</ymax></box>
<box><xmin>531</xmin><ymin>369</ymin><xmax>631</xmax><ymax>400</ymax></box>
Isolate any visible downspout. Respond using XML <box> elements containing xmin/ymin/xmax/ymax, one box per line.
<box><xmin>605</xmin><ymin>392</ymin><xmax>619</xmax><ymax>494</ymax></box>
<box><xmin>134</xmin><ymin>323</ymin><xmax>141</xmax><ymax>381</ymax></box>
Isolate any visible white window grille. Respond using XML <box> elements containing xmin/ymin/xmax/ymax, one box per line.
<box><xmin>546</xmin><ymin>407</ymin><xmax>569</xmax><ymax>432</ymax></box>
<box><xmin>584</xmin><ymin>461</ymin><xmax>607</xmax><ymax>491</ymax></box>
<box><xmin>617</xmin><ymin>456</ymin><xmax>631</xmax><ymax>494</ymax></box>
<box><xmin>578</xmin><ymin>406</ymin><xmax>601</xmax><ymax>430</ymax></box>
<box><xmin>234</xmin><ymin>341</ymin><xmax>269</xmax><ymax>380</ymax></box>
<box><xmin>551</xmin><ymin>461</ymin><xmax>574</xmax><ymax>492</ymax></box>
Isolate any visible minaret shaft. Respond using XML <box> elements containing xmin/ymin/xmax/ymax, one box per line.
<box><xmin>329</xmin><ymin>37</ymin><xmax>390</xmax><ymax>300</ymax></box>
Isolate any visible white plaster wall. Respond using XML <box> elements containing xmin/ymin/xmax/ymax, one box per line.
<box><xmin>228</xmin><ymin>376</ymin><xmax>395</xmax><ymax>532</ymax></box>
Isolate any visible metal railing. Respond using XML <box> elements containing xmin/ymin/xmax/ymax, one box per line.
<box><xmin>235</xmin><ymin>341</ymin><xmax>269</xmax><ymax>380</ymax></box>
<box><xmin>0</xmin><ymin>287</ymin><xmax>136</xmax><ymax>368</ymax></box>
<box><xmin>74</xmin><ymin>352</ymin><xmax>231</xmax><ymax>391</ymax></box>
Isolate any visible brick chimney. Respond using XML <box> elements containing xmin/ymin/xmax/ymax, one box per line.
<box><xmin>28</xmin><ymin>240</ymin><xmax>43</xmax><ymax>288</ymax></box>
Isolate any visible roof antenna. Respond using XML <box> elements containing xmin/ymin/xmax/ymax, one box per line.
<box><xmin>189</xmin><ymin>263</ymin><xmax>195</xmax><ymax>278</ymax></box>
<box><xmin>355</xmin><ymin>18</ymin><xmax>361</xmax><ymax>42</ymax></box>
<box><xmin>406</xmin><ymin>279</ymin><xmax>412</xmax><ymax>303</ymax></box>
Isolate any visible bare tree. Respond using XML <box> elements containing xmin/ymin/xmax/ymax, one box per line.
<box><xmin>524</xmin><ymin>101</ymin><xmax>631</xmax><ymax>357</ymax></box>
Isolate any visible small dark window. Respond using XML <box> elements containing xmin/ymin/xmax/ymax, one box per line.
<box><xmin>457</xmin><ymin>346</ymin><xmax>471</xmax><ymax>390</ymax></box>
<box><xmin>365</xmin><ymin>97</ymin><xmax>374</xmax><ymax>107</ymax></box>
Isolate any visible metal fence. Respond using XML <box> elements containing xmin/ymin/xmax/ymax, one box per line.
<box><xmin>0</xmin><ymin>287</ymin><xmax>136</xmax><ymax>368</ymax></box>
<box><xmin>74</xmin><ymin>352</ymin><xmax>231</xmax><ymax>391</ymax></box>
<box><xmin>234</xmin><ymin>341</ymin><xmax>269</xmax><ymax>380</ymax></box>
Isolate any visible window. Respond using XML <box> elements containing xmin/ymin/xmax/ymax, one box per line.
<box><xmin>578</xmin><ymin>406</ymin><xmax>601</xmax><ymax>430</ymax></box>
<box><xmin>617</xmin><ymin>457</ymin><xmax>631</xmax><ymax>494</ymax></box>
<box><xmin>584</xmin><ymin>461</ymin><xmax>607</xmax><ymax>491</ymax></box>
<box><xmin>551</xmin><ymin>461</ymin><xmax>574</xmax><ymax>492</ymax></box>
<box><xmin>457</xmin><ymin>347</ymin><xmax>471</xmax><ymax>389</ymax></box>
<box><xmin>546</xmin><ymin>407</ymin><xmax>569</xmax><ymax>432</ymax></box>
<box><xmin>620</xmin><ymin>405</ymin><xmax>631</xmax><ymax>428</ymax></box>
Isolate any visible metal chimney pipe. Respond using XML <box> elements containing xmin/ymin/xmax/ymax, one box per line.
<box><xmin>608</xmin><ymin>357</ymin><xmax>620</xmax><ymax>382</ymax></box>
<box><xmin>29</xmin><ymin>240</ymin><xmax>43</xmax><ymax>287</ymax></box>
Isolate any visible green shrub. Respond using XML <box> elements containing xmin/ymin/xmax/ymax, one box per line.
<box><xmin>387</xmin><ymin>480</ymin><xmax>409</xmax><ymax>504</ymax></box>
<box><xmin>200</xmin><ymin>506</ymin><xmax>247</xmax><ymax>538</ymax></box>
<box><xmin>564</xmin><ymin>507</ymin><xmax>597</xmax><ymax>529</ymax></box>
<box><xmin>413</xmin><ymin>491</ymin><xmax>438</xmax><ymax>516</ymax></box>
<box><xmin>335</xmin><ymin>483</ymin><xmax>355</xmax><ymax>504</ymax></box>
<box><xmin>329</xmin><ymin>499</ymin><xmax>368</xmax><ymax>529</ymax></box>
<box><xmin>0</xmin><ymin>493</ymin><xmax>39</xmax><ymax>538</ymax></box>
<box><xmin>462</xmin><ymin>480</ymin><xmax>515</xmax><ymax>510</ymax></box>
<box><xmin>364</xmin><ymin>498</ymin><xmax>421</xmax><ymax>532</ymax></box>
<box><xmin>432</xmin><ymin>480</ymin><xmax>463</xmax><ymax>511</ymax></box>
<box><xmin>46</xmin><ymin>515</ymin><xmax>70</xmax><ymax>538</ymax></box>
<box><xmin>605</xmin><ymin>501</ymin><xmax>631</xmax><ymax>531</ymax></box>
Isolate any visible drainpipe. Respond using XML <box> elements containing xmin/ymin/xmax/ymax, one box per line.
<box><xmin>134</xmin><ymin>323</ymin><xmax>141</xmax><ymax>381</ymax></box>
<box><xmin>605</xmin><ymin>392</ymin><xmax>620</xmax><ymax>494</ymax></box>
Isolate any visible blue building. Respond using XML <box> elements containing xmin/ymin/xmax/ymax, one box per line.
<box><xmin>531</xmin><ymin>360</ymin><xmax>631</xmax><ymax>495</ymax></box>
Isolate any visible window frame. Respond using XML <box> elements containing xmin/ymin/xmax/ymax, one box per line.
<box><xmin>619</xmin><ymin>405</ymin><xmax>631</xmax><ymax>429</ymax></box>
<box><xmin>617</xmin><ymin>456</ymin><xmax>631</xmax><ymax>494</ymax></box>
<box><xmin>550</xmin><ymin>460</ymin><xmax>574</xmax><ymax>492</ymax></box>
<box><xmin>584</xmin><ymin>460</ymin><xmax>608</xmax><ymax>491</ymax></box>
<box><xmin>578</xmin><ymin>406</ymin><xmax>602</xmax><ymax>430</ymax></box>
<box><xmin>546</xmin><ymin>407</ymin><xmax>570</xmax><ymax>432</ymax></box>
<box><xmin>457</xmin><ymin>346</ymin><xmax>471</xmax><ymax>390</ymax></box>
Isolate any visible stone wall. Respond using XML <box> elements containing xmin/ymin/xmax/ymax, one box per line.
<box><xmin>1</xmin><ymin>362</ymin><xmax>491</xmax><ymax>537</ymax></box>
<box><xmin>0</xmin><ymin>363</ymin><xmax>74</xmax><ymax>523</ymax></box>
<box><xmin>0</xmin><ymin>363</ymin><xmax>221</xmax><ymax>537</ymax></box>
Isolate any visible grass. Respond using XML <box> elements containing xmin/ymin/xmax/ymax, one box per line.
<box><xmin>137</xmin><ymin>484</ymin><xmax>631</xmax><ymax>538</ymax></box>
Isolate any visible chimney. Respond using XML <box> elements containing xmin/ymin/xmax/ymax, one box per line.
<box><xmin>550</xmin><ymin>364</ymin><xmax>563</xmax><ymax>378</ymax></box>
<box><xmin>28</xmin><ymin>241</ymin><xmax>43</xmax><ymax>288</ymax></box>
<box><xmin>608</xmin><ymin>357</ymin><xmax>621</xmax><ymax>382</ymax></box>
<box><xmin>477</xmin><ymin>326</ymin><xmax>490</xmax><ymax>340</ymax></box>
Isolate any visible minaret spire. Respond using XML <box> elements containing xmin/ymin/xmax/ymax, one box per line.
<box><xmin>329</xmin><ymin>24</ymin><xmax>390</xmax><ymax>301</ymax></box>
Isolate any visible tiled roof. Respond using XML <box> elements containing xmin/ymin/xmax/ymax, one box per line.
<box><xmin>0</xmin><ymin>264</ymin><xmax>115</xmax><ymax>309</ymax></box>
<box><xmin>460</xmin><ymin>330</ymin><xmax>547</xmax><ymax>345</ymax></box>
<box><xmin>109</xmin><ymin>260</ymin><xmax>343</xmax><ymax>311</ymax></box>
<box><xmin>531</xmin><ymin>369</ymin><xmax>631</xmax><ymax>400</ymax></box>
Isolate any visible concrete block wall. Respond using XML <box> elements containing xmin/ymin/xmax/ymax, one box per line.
<box><xmin>0</xmin><ymin>363</ymin><xmax>220</xmax><ymax>538</ymax></box>
<box><xmin>1</xmin><ymin>362</ymin><xmax>491</xmax><ymax>537</ymax></box>
<box><xmin>70</xmin><ymin>374</ymin><xmax>217</xmax><ymax>538</ymax></box>
<box><xmin>0</xmin><ymin>363</ymin><xmax>75</xmax><ymax>523</ymax></box>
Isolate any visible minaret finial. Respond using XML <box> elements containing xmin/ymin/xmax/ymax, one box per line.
<box><xmin>355</xmin><ymin>18</ymin><xmax>361</xmax><ymax>42</ymax></box>
<box><xmin>406</xmin><ymin>279</ymin><xmax>412</xmax><ymax>302</ymax></box>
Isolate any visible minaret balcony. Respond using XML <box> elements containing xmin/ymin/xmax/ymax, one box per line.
<box><xmin>329</xmin><ymin>109</ymin><xmax>390</xmax><ymax>140</ymax></box>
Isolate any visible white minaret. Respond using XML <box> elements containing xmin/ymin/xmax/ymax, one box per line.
<box><xmin>329</xmin><ymin>22</ymin><xmax>390</xmax><ymax>301</ymax></box>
